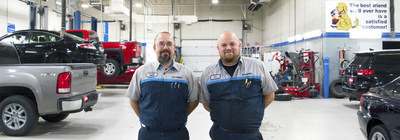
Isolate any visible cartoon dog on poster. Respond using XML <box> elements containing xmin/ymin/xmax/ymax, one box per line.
<box><xmin>331</xmin><ymin>2</ymin><xmax>359</xmax><ymax>31</ymax></box>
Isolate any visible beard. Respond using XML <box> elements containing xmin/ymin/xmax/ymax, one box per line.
<box><xmin>158</xmin><ymin>50</ymin><xmax>171</xmax><ymax>64</ymax></box>
<box><xmin>221</xmin><ymin>51</ymin><xmax>239</xmax><ymax>64</ymax></box>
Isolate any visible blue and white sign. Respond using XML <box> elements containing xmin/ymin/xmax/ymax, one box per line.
<box><xmin>7</xmin><ymin>23</ymin><xmax>15</xmax><ymax>33</ymax></box>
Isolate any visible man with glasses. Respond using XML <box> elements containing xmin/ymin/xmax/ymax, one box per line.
<box><xmin>126</xmin><ymin>31</ymin><xmax>199</xmax><ymax>140</ymax></box>
<box><xmin>200</xmin><ymin>31</ymin><xmax>277</xmax><ymax>140</ymax></box>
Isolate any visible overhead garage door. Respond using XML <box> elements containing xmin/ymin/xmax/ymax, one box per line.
<box><xmin>181</xmin><ymin>40</ymin><xmax>220</xmax><ymax>78</ymax></box>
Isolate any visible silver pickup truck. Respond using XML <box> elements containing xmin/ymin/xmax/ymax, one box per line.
<box><xmin>0</xmin><ymin>43</ymin><xmax>100</xmax><ymax>136</ymax></box>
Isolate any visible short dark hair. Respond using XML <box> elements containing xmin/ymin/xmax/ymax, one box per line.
<box><xmin>154</xmin><ymin>31</ymin><xmax>173</xmax><ymax>45</ymax></box>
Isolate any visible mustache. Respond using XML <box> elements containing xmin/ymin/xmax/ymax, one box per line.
<box><xmin>224</xmin><ymin>50</ymin><xmax>233</xmax><ymax>54</ymax></box>
<box><xmin>160</xmin><ymin>50</ymin><xmax>171</xmax><ymax>54</ymax></box>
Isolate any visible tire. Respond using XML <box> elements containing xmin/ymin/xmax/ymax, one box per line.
<box><xmin>0</xmin><ymin>95</ymin><xmax>39</xmax><ymax>136</ymax></box>
<box><xmin>369</xmin><ymin>125</ymin><xmax>390</xmax><ymax>140</ymax></box>
<box><xmin>41</xmin><ymin>113</ymin><xmax>69</xmax><ymax>122</ymax></box>
<box><xmin>100</xmin><ymin>59</ymin><xmax>121</xmax><ymax>78</ymax></box>
<box><xmin>329</xmin><ymin>79</ymin><xmax>346</xmax><ymax>98</ymax></box>
<box><xmin>118</xmin><ymin>65</ymin><xmax>128</xmax><ymax>76</ymax></box>
<box><xmin>274</xmin><ymin>93</ymin><xmax>292</xmax><ymax>101</ymax></box>
<box><xmin>47</xmin><ymin>54</ymin><xmax>72</xmax><ymax>63</ymax></box>
<box><xmin>309</xmin><ymin>89</ymin><xmax>319</xmax><ymax>98</ymax></box>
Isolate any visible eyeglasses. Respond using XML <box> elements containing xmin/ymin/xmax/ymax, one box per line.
<box><xmin>156</xmin><ymin>42</ymin><xmax>174</xmax><ymax>48</ymax></box>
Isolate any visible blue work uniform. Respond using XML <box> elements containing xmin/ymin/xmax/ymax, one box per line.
<box><xmin>200</xmin><ymin>57</ymin><xmax>278</xmax><ymax>140</ymax></box>
<box><xmin>126</xmin><ymin>61</ymin><xmax>199</xmax><ymax>140</ymax></box>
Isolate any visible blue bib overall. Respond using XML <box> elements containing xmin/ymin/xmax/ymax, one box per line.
<box><xmin>207</xmin><ymin>76</ymin><xmax>264</xmax><ymax>140</ymax></box>
<box><xmin>139</xmin><ymin>78</ymin><xmax>189</xmax><ymax>140</ymax></box>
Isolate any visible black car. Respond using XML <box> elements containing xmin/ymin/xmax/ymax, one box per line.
<box><xmin>358</xmin><ymin>76</ymin><xmax>400</xmax><ymax>140</ymax></box>
<box><xmin>0</xmin><ymin>30</ymin><xmax>105</xmax><ymax>65</ymax></box>
<box><xmin>342</xmin><ymin>50</ymin><xmax>400</xmax><ymax>100</ymax></box>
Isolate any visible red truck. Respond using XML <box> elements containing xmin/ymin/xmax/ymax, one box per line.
<box><xmin>66</xmin><ymin>30</ymin><xmax>144</xmax><ymax>78</ymax></box>
<box><xmin>97</xmin><ymin>65</ymin><xmax>141</xmax><ymax>85</ymax></box>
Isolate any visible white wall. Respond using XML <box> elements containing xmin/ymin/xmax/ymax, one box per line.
<box><xmin>181</xmin><ymin>5</ymin><xmax>264</xmax><ymax>45</ymax></box>
<box><xmin>127</xmin><ymin>5</ymin><xmax>264</xmax><ymax>49</ymax></box>
<box><xmin>0</xmin><ymin>0</ymin><xmax>30</xmax><ymax>35</ymax></box>
<box><xmin>0</xmin><ymin>0</ymin><xmax>72</xmax><ymax>35</ymax></box>
<box><xmin>245</xmin><ymin>9</ymin><xmax>264</xmax><ymax>46</ymax></box>
<box><xmin>262</xmin><ymin>0</ymin><xmax>325</xmax><ymax>46</ymax></box>
<box><xmin>181</xmin><ymin>6</ymin><xmax>244</xmax><ymax>40</ymax></box>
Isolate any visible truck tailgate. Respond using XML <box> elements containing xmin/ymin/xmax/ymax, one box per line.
<box><xmin>69</xmin><ymin>63</ymin><xmax>97</xmax><ymax>95</ymax></box>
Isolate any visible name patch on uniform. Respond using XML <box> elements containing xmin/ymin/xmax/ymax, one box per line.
<box><xmin>146</xmin><ymin>72</ymin><xmax>158</xmax><ymax>78</ymax></box>
<box><xmin>210</xmin><ymin>74</ymin><xmax>221</xmax><ymax>80</ymax></box>
<box><xmin>242</xmin><ymin>73</ymin><xmax>253</xmax><ymax>76</ymax></box>
<box><xmin>172</xmin><ymin>76</ymin><xmax>183</xmax><ymax>79</ymax></box>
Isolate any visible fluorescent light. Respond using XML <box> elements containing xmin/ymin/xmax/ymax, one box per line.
<box><xmin>81</xmin><ymin>4</ymin><xmax>90</xmax><ymax>8</ymax></box>
<box><xmin>56</xmin><ymin>1</ymin><xmax>61</xmax><ymax>5</ymax></box>
<box><xmin>212</xmin><ymin>0</ymin><xmax>218</xmax><ymax>4</ymax></box>
<box><xmin>135</xmin><ymin>3</ymin><xmax>143</xmax><ymax>8</ymax></box>
<box><xmin>287</xmin><ymin>37</ymin><xmax>295</xmax><ymax>42</ymax></box>
<box><xmin>303</xmin><ymin>30</ymin><xmax>322</xmax><ymax>39</ymax></box>
<box><xmin>295</xmin><ymin>34</ymin><xmax>303</xmax><ymax>41</ymax></box>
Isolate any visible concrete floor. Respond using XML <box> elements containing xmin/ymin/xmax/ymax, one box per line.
<box><xmin>0</xmin><ymin>88</ymin><xmax>365</xmax><ymax>140</ymax></box>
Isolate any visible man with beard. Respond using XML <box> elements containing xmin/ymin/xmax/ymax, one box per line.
<box><xmin>200</xmin><ymin>31</ymin><xmax>277</xmax><ymax>140</ymax></box>
<box><xmin>126</xmin><ymin>32</ymin><xmax>199</xmax><ymax>140</ymax></box>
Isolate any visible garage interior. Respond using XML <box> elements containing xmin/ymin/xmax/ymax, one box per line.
<box><xmin>1</xmin><ymin>0</ymin><xmax>400</xmax><ymax>139</ymax></box>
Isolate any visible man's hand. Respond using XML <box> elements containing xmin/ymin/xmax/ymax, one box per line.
<box><xmin>203</xmin><ymin>104</ymin><xmax>211</xmax><ymax>112</ymax></box>
<box><xmin>187</xmin><ymin>101</ymin><xmax>199</xmax><ymax>115</ymax></box>
<box><xmin>130</xmin><ymin>99</ymin><xmax>140</xmax><ymax>117</ymax></box>
<box><xmin>264</xmin><ymin>93</ymin><xmax>275</xmax><ymax>108</ymax></box>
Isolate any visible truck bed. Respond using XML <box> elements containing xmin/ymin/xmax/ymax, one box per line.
<box><xmin>0</xmin><ymin>63</ymin><xmax>98</xmax><ymax>114</ymax></box>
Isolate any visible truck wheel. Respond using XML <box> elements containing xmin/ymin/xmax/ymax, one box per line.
<box><xmin>118</xmin><ymin>65</ymin><xmax>128</xmax><ymax>76</ymax></box>
<box><xmin>41</xmin><ymin>113</ymin><xmax>69</xmax><ymax>122</ymax></box>
<box><xmin>100</xmin><ymin>59</ymin><xmax>121</xmax><ymax>78</ymax></box>
<box><xmin>369</xmin><ymin>125</ymin><xmax>390</xmax><ymax>140</ymax></box>
<box><xmin>0</xmin><ymin>95</ymin><xmax>38</xmax><ymax>136</ymax></box>
<box><xmin>329</xmin><ymin>79</ymin><xmax>346</xmax><ymax>98</ymax></box>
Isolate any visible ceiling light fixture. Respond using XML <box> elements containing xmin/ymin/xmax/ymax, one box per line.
<box><xmin>81</xmin><ymin>4</ymin><xmax>90</xmax><ymax>8</ymax></box>
<box><xmin>212</xmin><ymin>0</ymin><xmax>218</xmax><ymax>4</ymax></box>
<box><xmin>135</xmin><ymin>3</ymin><xmax>143</xmax><ymax>8</ymax></box>
<box><xmin>248</xmin><ymin>1</ymin><xmax>263</xmax><ymax>11</ymax></box>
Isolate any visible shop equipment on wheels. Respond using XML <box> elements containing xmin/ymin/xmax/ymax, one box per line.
<box><xmin>281</xmin><ymin>50</ymin><xmax>320</xmax><ymax>98</ymax></box>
